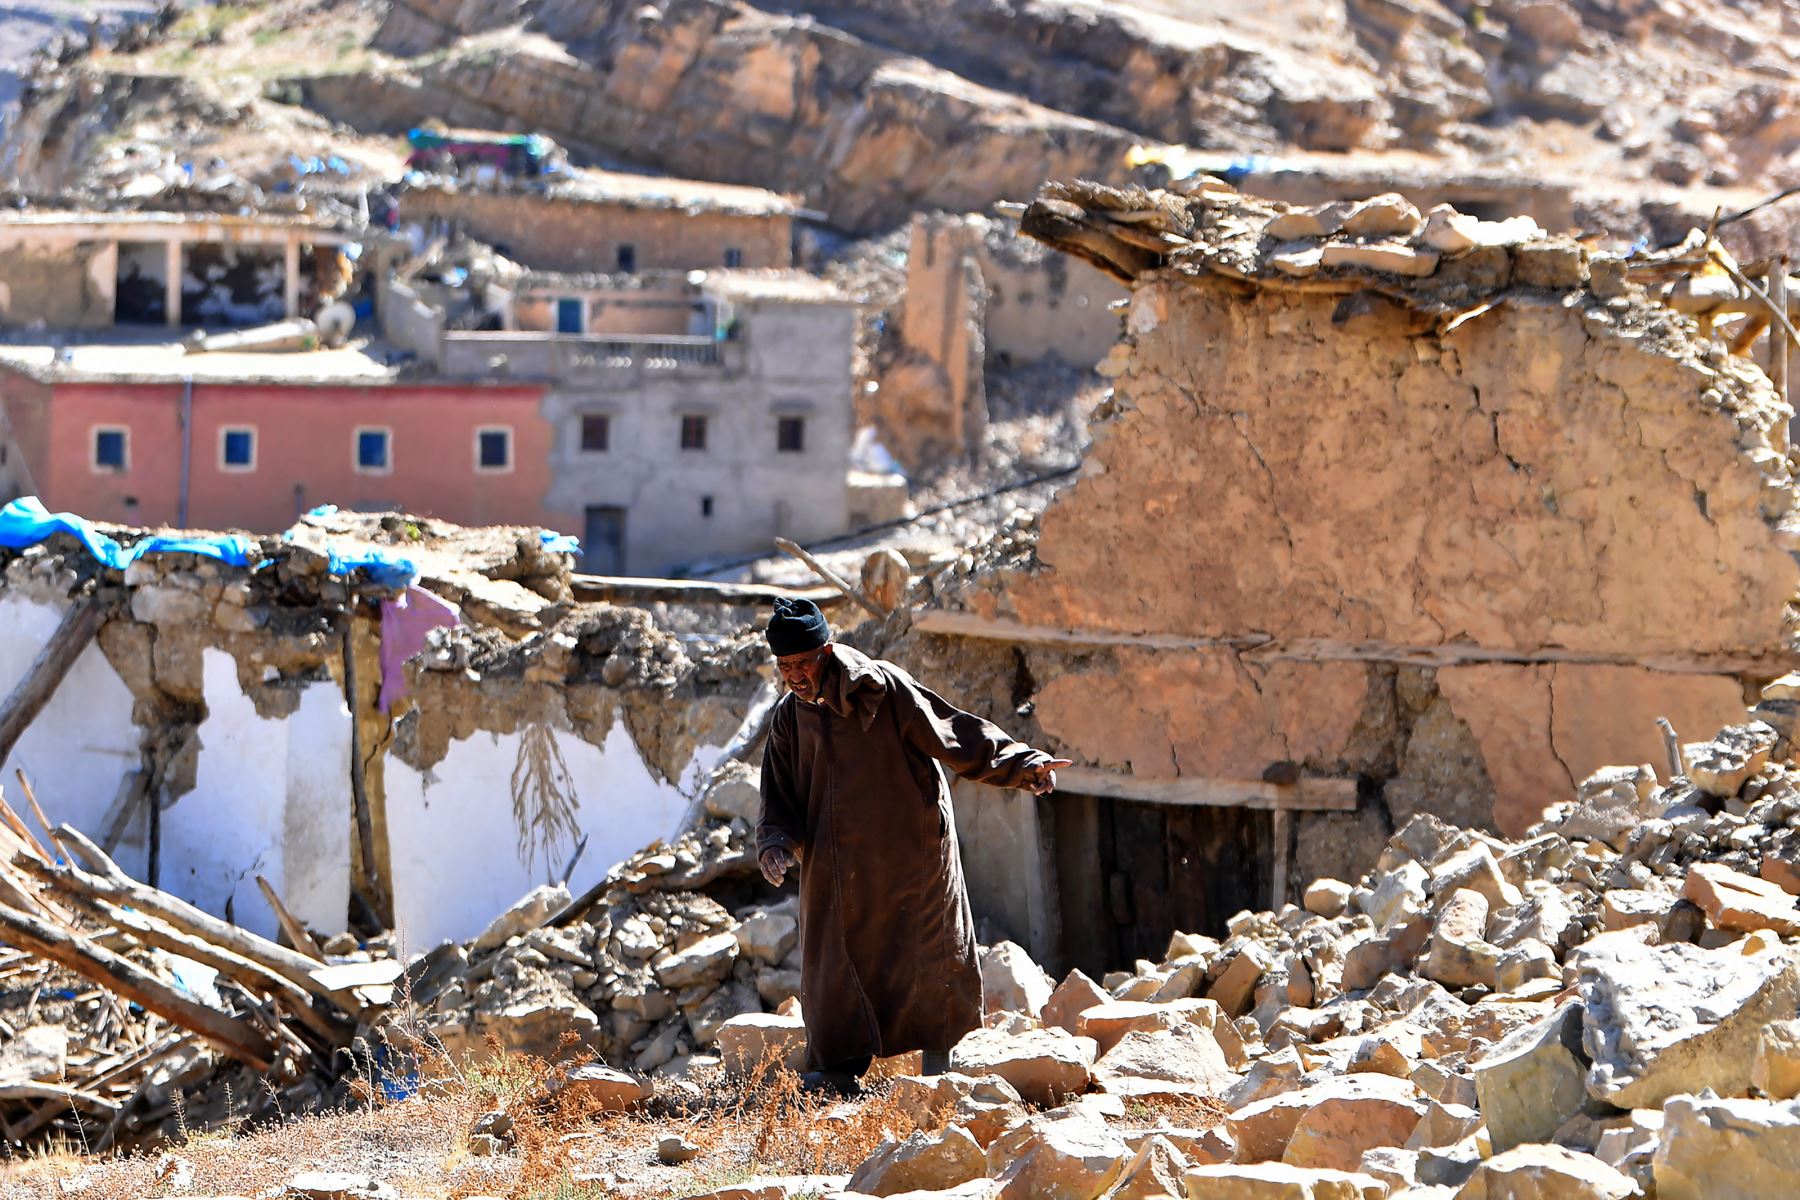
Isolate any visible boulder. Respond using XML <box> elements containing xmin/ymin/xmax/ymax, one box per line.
<box><xmin>1472</xmin><ymin>1002</ymin><xmax>1587</xmax><ymax>1153</ymax></box>
<box><xmin>715</xmin><ymin>1012</ymin><xmax>807</xmax><ymax>1075</ymax></box>
<box><xmin>1209</xmin><ymin>944</ymin><xmax>1273</xmax><ymax>1017</ymax></box>
<box><xmin>653</xmin><ymin>931</ymin><xmax>740</xmax><ymax>989</ymax></box>
<box><xmin>734</xmin><ymin>909</ymin><xmax>799</xmax><ymax>965</ymax></box>
<box><xmin>1756</xmin><ymin>1019</ymin><xmax>1800</xmax><ymax>1100</ymax></box>
<box><xmin>703</xmin><ymin>760</ymin><xmax>763</xmax><ymax>821</ymax></box>
<box><xmin>1282</xmin><ymin>1077</ymin><xmax>1431</xmax><ymax>1172</ymax></box>
<box><xmin>1655</xmin><ymin>1093</ymin><xmax>1800</xmax><ymax>1199</ymax></box>
<box><xmin>471</xmin><ymin>883</ymin><xmax>572</xmax><ymax>953</ymax></box>
<box><xmin>1404</xmin><ymin>1102</ymin><xmax>1482</xmax><ymax>1151</ymax></box>
<box><xmin>1453</xmin><ymin>1143</ymin><xmax>1634</xmax><ymax>1199</ymax></box>
<box><xmin>1094</xmin><ymin>1025</ymin><xmax>1238</xmax><ymax>1102</ymax></box>
<box><xmin>1107</xmin><ymin>1133</ymin><xmax>1190</xmax><ymax>1200</ymax></box>
<box><xmin>1078</xmin><ymin>999</ymin><xmax>1226</xmax><ymax>1054</ymax></box>
<box><xmin>1230</xmin><ymin>1074</ymin><xmax>1424</xmax><ymax>1164</ymax></box>
<box><xmin>951</xmin><ymin>1027</ymin><xmax>1097</xmax><ymax>1106</ymax></box>
<box><xmin>1494</xmin><ymin>940</ymin><xmax>1559</xmax><ymax>993</ymax></box>
<box><xmin>981</xmin><ymin>941</ymin><xmax>1055</xmax><ymax>1018</ymax></box>
<box><xmin>1186</xmin><ymin>1163</ymin><xmax>1387</xmax><ymax>1199</ymax></box>
<box><xmin>1304</xmin><ymin>880</ymin><xmax>1353</xmax><ymax>918</ymax></box>
<box><xmin>1421</xmin><ymin>889</ymin><xmax>1500</xmax><ymax>989</ymax></box>
<box><xmin>1365</xmin><ymin>863</ymin><xmax>1429</xmax><ymax>931</ymax></box>
<box><xmin>1579</xmin><ymin>938</ymin><xmax>1800</xmax><ymax>1107</ymax></box>
<box><xmin>889</xmin><ymin>1073</ymin><xmax>1025</xmax><ymax>1147</ymax></box>
<box><xmin>848</xmin><ymin>1124</ymin><xmax>987</xmax><ymax>1196</ymax></box>
<box><xmin>1044</xmin><ymin>970</ymin><xmax>1112</xmax><ymax>1035</ymax></box>
<box><xmin>0</xmin><ymin>1025</ymin><xmax>67</xmax><ymax>1084</ymax></box>
<box><xmin>1682</xmin><ymin>862</ymin><xmax>1800</xmax><ymax>935</ymax></box>
<box><xmin>1428</xmin><ymin>845</ymin><xmax>1521</xmax><ymax>912</ymax></box>
<box><xmin>1684</xmin><ymin>722</ymin><xmax>1778</xmax><ymax>798</ymax></box>
<box><xmin>561</xmin><ymin>1064</ymin><xmax>652</xmax><ymax>1112</ymax></box>
<box><xmin>987</xmin><ymin>1113</ymin><xmax>1128</xmax><ymax>1199</ymax></box>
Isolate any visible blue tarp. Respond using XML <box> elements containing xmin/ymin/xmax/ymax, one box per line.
<box><xmin>0</xmin><ymin>496</ymin><xmax>252</xmax><ymax>569</ymax></box>
<box><xmin>0</xmin><ymin>497</ymin><xmax>581</xmax><ymax>591</ymax></box>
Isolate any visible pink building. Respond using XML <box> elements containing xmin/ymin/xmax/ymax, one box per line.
<box><xmin>0</xmin><ymin>338</ymin><xmax>559</xmax><ymax>534</ymax></box>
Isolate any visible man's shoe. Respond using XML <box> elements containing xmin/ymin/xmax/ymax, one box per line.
<box><xmin>921</xmin><ymin>1050</ymin><xmax>950</xmax><ymax>1077</ymax></box>
<box><xmin>798</xmin><ymin>1069</ymin><xmax>863</xmax><ymax>1097</ymax></box>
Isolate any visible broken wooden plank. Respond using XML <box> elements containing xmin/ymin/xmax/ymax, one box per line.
<box><xmin>0</xmin><ymin>1083</ymin><xmax>121</xmax><ymax>1114</ymax></box>
<box><xmin>255</xmin><ymin>875</ymin><xmax>326</xmax><ymax>962</ymax></box>
<box><xmin>0</xmin><ymin>901</ymin><xmax>273</xmax><ymax>1071</ymax></box>
<box><xmin>15</xmin><ymin>771</ymin><xmax>67</xmax><ymax>865</ymax></box>
<box><xmin>570</xmin><ymin>574</ymin><xmax>847</xmax><ymax>608</ymax></box>
<box><xmin>773</xmin><ymin>538</ymin><xmax>885</xmax><ymax>620</ymax></box>
<box><xmin>0</xmin><ymin>595</ymin><xmax>106</xmax><ymax>769</ymax></box>
<box><xmin>29</xmin><ymin>827</ymin><xmax>358</xmax><ymax>1013</ymax></box>
<box><xmin>1051</xmin><ymin>766</ymin><xmax>1357</xmax><ymax>812</ymax></box>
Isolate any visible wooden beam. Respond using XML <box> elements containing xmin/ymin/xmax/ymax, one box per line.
<box><xmin>570</xmin><ymin>574</ymin><xmax>847</xmax><ymax>608</ymax></box>
<box><xmin>1052</xmin><ymin>766</ymin><xmax>1357</xmax><ymax>812</ymax></box>
<box><xmin>0</xmin><ymin>901</ymin><xmax>273</xmax><ymax>1070</ymax></box>
<box><xmin>909</xmin><ymin>610</ymin><xmax>1800</xmax><ymax>675</ymax></box>
<box><xmin>0</xmin><ymin>595</ymin><xmax>106</xmax><ymax>772</ymax></box>
<box><xmin>774</xmin><ymin>538</ymin><xmax>885</xmax><ymax>620</ymax></box>
<box><xmin>255</xmin><ymin>875</ymin><xmax>325</xmax><ymax>962</ymax></box>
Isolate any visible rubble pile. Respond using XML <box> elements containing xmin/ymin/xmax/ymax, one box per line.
<box><xmin>405</xmin><ymin>760</ymin><xmax>792</xmax><ymax>1076</ymax></box>
<box><xmin>667</xmin><ymin>706</ymin><xmax>1800</xmax><ymax>1199</ymax></box>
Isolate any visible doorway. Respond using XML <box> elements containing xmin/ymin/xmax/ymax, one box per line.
<box><xmin>1052</xmin><ymin>794</ymin><xmax>1273</xmax><ymax>978</ymax></box>
<box><xmin>583</xmin><ymin>506</ymin><xmax>627</xmax><ymax>575</ymax></box>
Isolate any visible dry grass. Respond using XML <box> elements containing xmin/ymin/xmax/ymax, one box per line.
<box><xmin>0</xmin><ymin>1036</ymin><xmax>946</xmax><ymax>1200</ymax></box>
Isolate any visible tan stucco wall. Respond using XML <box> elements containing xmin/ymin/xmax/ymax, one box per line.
<box><xmin>400</xmin><ymin>189</ymin><xmax>793</xmax><ymax>273</ymax></box>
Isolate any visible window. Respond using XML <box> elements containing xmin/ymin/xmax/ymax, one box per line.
<box><xmin>580</xmin><ymin>413</ymin><xmax>610</xmax><ymax>453</ymax></box>
<box><xmin>777</xmin><ymin>416</ymin><xmax>805</xmax><ymax>453</ymax></box>
<box><xmin>701</xmin><ymin>495</ymin><xmax>714</xmax><ymax>518</ymax></box>
<box><xmin>220</xmin><ymin>426</ymin><xmax>256</xmax><ymax>472</ymax></box>
<box><xmin>723</xmin><ymin>246</ymin><xmax>743</xmax><ymax>268</ymax></box>
<box><xmin>476</xmin><ymin>426</ymin><xmax>513</xmax><ymax>472</ymax></box>
<box><xmin>354</xmin><ymin>427</ymin><xmax>391</xmax><ymax>473</ymax></box>
<box><xmin>679</xmin><ymin>414</ymin><xmax>707</xmax><ymax>451</ymax></box>
<box><xmin>92</xmin><ymin>427</ymin><xmax>128</xmax><ymax>472</ymax></box>
<box><xmin>616</xmin><ymin>244</ymin><xmax>637</xmax><ymax>273</ymax></box>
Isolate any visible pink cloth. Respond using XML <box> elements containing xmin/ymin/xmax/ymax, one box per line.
<box><xmin>378</xmin><ymin>586</ymin><xmax>461</xmax><ymax>711</ymax></box>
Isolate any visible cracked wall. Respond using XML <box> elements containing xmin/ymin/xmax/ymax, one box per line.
<box><xmin>911</xmin><ymin>268</ymin><xmax>1798</xmax><ymax>914</ymax></box>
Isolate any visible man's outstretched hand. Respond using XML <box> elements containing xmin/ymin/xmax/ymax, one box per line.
<box><xmin>1026</xmin><ymin>759</ymin><xmax>1075</xmax><ymax>796</ymax></box>
<box><xmin>759</xmin><ymin>845</ymin><xmax>800</xmax><ymax>887</ymax></box>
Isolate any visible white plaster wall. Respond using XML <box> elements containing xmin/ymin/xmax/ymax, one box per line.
<box><xmin>385</xmin><ymin>715</ymin><xmax>719</xmax><ymax>952</ymax></box>
<box><xmin>0</xmin><ymin>596</ymin><xmax>141</xmax><ymax>875</ymax></box>
<box><xmin>159</xmin><ymin>650</ymin><xmax>351</xmax><ymax>941</ymax></box>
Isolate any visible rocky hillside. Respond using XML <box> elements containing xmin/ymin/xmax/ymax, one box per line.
<box><xmin>6</xmin><ymin>0</ymin><xmax>1800</xmax><ymax>233</ymax></box>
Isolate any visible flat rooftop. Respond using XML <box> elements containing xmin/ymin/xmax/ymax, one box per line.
<box><xmin>0</xmin><ymin>330</ymin><xmax>405</xmax><ymax>385</ymax></box>
<box><xmin>0</xmin><ymin>209</ymin><xmax>358</xmax><ymax>240</ymax></box>
<box><xmin>408</xmin><ymin>166</ymin><xmax>805</xmax><ymax>219</ymax></box>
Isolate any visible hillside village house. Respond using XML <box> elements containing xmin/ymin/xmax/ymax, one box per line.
<box><xmin>0</xmin><ymin>188</ymin><xmax>865</xmax><ymax>574</ymax></box>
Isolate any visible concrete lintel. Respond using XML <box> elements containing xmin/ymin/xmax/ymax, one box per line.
<box><xmin>909</xmin><ymin>610</ymin><xmax>1798</xmax><ymax>676</ymax></box>
<box><xmin>1052</xmin><ymin>766</ymin><xmax>1357</xmax><ymax>812</ymax></box>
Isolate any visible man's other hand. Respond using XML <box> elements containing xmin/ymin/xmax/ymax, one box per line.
<box><xmin>760</xmin><ymin>845</ymin><xmax>799</xmax><ymax>887</ymax></box>
<box><xmin>1026</xmin><ymin>759</ymin><xmax>1075</xmax><ymax>796</ymax></box>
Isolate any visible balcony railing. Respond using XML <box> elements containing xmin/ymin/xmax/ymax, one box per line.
<box><xmin>440</xmin><ymin>332</ymin><xmax>727</xmax><ymax>381</ymax></box>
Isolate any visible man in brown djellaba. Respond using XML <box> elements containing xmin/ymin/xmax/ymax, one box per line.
<box><xmin>756</xmin><ymin>597</ymin><xmax>1069</xmax><ymax>1095</ymax></box>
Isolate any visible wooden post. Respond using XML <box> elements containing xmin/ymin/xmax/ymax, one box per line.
<box><xmin>0</xmin><ymin>596</ymin><xmax>106</xmax><ymax>769</ymax></box>
<box><xmin>163</xmin><ymin>237</ymin><xmax>182</xmax><ymax>328</ymax></box>
<box><xmin>773</xmin><ymin>538</ymin><xmax>885</xmax><ymax>621</ymax></box>
<box><xmin>1271</xmin><ymin>809</ymin><xmax>1291</xmax><ymax>911</ymax></box>
<box><xmin>283</xmin><ymin>232</ymin><xmax>302</xmax><ymax>320</ymax></box>
<box><xmin>1773</xmin><ymin>257</ymin><xmax>1790</xmax><ymax>410</ymax></box>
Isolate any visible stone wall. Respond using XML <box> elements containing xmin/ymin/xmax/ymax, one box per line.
<box><xmin>0</xmin><ymin>238</ymin><xmax>116</xmax><ymax>328</ymax></box>
<box><xmin>398</xmin><ymin>188</ymin><xmax>793</xmax><ymax>274</ymax></box>
<box><xmin>891</xmin><ymin>185</ymin><xmax>1800</xmax><ymax>955</ymax></box>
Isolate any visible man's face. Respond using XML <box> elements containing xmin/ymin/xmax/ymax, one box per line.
<box><xmin>776</xmin><ymin>643</ymin><xmax>832</xmax><ymax>703</ymax></box>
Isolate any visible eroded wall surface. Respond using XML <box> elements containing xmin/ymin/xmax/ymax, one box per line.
<box><xmin>902</xmin><ymin>232</ymin><xmax>1800</xmax><ymax>926</ymax></box>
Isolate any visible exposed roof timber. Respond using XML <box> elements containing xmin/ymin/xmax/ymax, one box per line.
<box><xmin>910</xmin><ymin>610</ymin><xmax>1800</xmax><ymax>676</ymax></box>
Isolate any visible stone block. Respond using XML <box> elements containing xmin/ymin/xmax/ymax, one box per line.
<box><xmin>1655</xmin><ymin>1093</ymin><xmax>1800</xmax><ymax>1199</ymax></box>
<box><xmin>847</xmin><ymin>1124</ymin><xmax>987</xmax><ymax>1196</ymax></box>
<box><xmin>1186</xmin><ymin>1163</ymin><xmax>1387</xmax><ymax>1199</ymax></box>
<box><xmin>981</xmin><ymin>940</ymin><xmax>1054</xmax><ymax>1018</ymax></box>
<box><xmin>715</xmin><ymin>1012</ymin><xmax>807</xmax><ymax>1075</ymax></box>
<box><xmin>1682</xmin><ymin>862</ymin><xmax>1800</xmax><ymax>935</ymax></box>
<box><xmin>950</xmin><ymin>1027</ymin><xmax>1096</xmax><ymax>1107</ymax></box>
<box><xmin>1472</xmin><ymin>1001</ymin><xmax>1587</xmax><ymax>1153</ymax></box>
<box><xmin>1453</xmin><ymin>1143</ymin><xmax>1633</xmax><ymax>1199</ymax></box>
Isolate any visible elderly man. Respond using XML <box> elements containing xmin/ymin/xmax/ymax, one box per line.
<box><xmin>757</xmin><ymin>597</ymin><xmax>1069</xmax><ymax>1094</ymax></box>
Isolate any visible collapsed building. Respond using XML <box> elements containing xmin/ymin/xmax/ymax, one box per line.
<box><xmin>872</xmin><ymin>179</ymin><xmax>1800</xmax><ymax>980</ymax></box>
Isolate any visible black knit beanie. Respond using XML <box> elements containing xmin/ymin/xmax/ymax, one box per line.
<box><xmin>767</xmin><ymin>597</ymin><xmax>831</xmax><ymax>656</ymax></box>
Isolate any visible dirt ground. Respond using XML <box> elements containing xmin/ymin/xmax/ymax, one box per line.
<box><xmin>0</xmin><ymin>1047</ymin><xmax>1226</xmax><ymax>1200</ymax></box>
